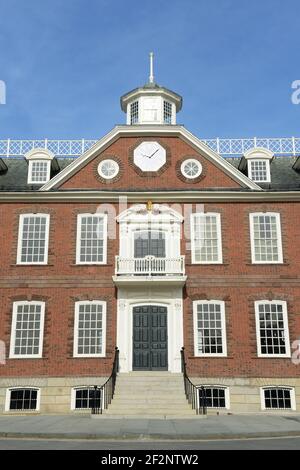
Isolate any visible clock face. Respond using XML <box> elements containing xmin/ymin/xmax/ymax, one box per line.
<box><xmin>133</xmin><ymin>141</ymin><xmax>166</xmax><ymax>172</ymax></box>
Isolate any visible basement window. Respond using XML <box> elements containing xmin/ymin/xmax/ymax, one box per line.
<box><xmin>72</xmin><ymin>387</ymin><xmax>101</xmax><ymax>410</ymax></box>
<box><xmin>6</xmin><ymin>388</ymin><xmax>40</xmax><ymax>411</ymax></box>
<box><xmin>260</xmin><ymin>387</ymin><xmax>295</xmax><ymax>410</ymax></box>
<box><xmin>198</xmin><ymin>386</ymin><xmax>229</xmax><ymax>409</ymax></box>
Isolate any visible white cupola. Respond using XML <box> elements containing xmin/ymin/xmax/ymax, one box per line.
<box><xmin>120</xmin><ymin>52</ymin><xmax>182</xmax><ymax>125</ymax></box>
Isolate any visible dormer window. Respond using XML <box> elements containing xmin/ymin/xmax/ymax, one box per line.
<box><xmin>130</xmin><ymin>101</ymin><xmax>139</xmax><ymax>124</ymax></box>
<box><xmin>241</xmin><ymin>147</ymin><xmax>273</xmax><ymax>183</ymax></box>
<box><xmin>248</xmin><ymin>159</ymin><xmax>270</xmax><ymax>182</ymax></box>
<box><xmin>29</xmin><ymin>160</ymin><xmax>50</xmax><ymax>184</ymax></box>
<box><xmin>163</xmin><ymin>100</ymin><xmax>172</xmax><ymax>124</ymax></box>
<box><xmin>25</xmin><ymin>149</ymin><xmax>55</xmax><ymax>185</ymax></box>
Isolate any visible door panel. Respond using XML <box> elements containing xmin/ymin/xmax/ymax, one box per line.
<box><xmin>133</xmin><ymin>305</ymin><xmax>168</xmax><ymax>371</ymax></box>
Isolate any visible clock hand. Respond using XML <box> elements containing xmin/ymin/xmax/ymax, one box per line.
<box><xmin>149</xmin><ymin>148</ymin><xmax>159</xmax><ymax>158</ymax></box>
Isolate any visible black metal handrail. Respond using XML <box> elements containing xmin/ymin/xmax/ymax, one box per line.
<box><xmin>181</xmin><ymin>347</ymin><xmax>207</xmax><ymax>415</ymax></box>
<box><xmin>91</xmin><ymin>347</ymin><xmax>119</xmax><ymax>415</ymax></box>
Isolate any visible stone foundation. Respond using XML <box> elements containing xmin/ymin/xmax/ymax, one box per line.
<box><xmin>0</xmin><ymin>376</ymin><xmax>299</xmax><ymax>415</ymax></box>
<box><xmin>0</xmin><ymin>377</ymin><xmax>107</xmax><ymax>414</ymax></box>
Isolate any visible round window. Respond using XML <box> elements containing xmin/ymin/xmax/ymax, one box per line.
<box><xmin>180</xmin><ymin>159</ymin><xmax>202</xmax><ymax>179</ymax></box>
<box><xmin>98</xmin><ymin>159</ymin><xmax>119</xmax><ymax>179</ymax></box>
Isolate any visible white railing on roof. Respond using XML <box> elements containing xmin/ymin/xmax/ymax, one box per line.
<box><xmin>0</xmin><ymin>137</ymin><xmax>299</xmax><ymax>159</ymax></box>
<box><xmin>0</xmin><ymin>139</ymin><xmax>98</xmax><ymax>159</ymax></box>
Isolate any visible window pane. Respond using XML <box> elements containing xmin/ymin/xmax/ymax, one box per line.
<box><xmin>79</xmin><ymin>215</ymin><xmax>105</xmax><ymax>263</ymax></box>
<box><xmin>9</xmin><ymin>389</ymin><xmax>38</xmax><ymax>410</ymax></box>
<box><xmin>13</xmin><ymin>303</ymin><xmax>43</xmax><ymax>356</ymax></box>
<box><xmin>76</xmin><ymin>303</ymin><xmax>104</xmax><ymax>355</ymax></box>
<box><xmin>263</xmin><ymin>388</ymin><xmax>292</xmax><ymax>409</ymax></box>
<box><xmin>257</xmin><ymin>302</ymin><xmax>287</xmax><ymax>355</ymax></box>
<box><xmin>163</xmin><ymin>101</ymin><xmax>172</xmax><ymax>124</ymax></box>
<box><xmin>30</xmin><ymin>161</ymin><xmax>49</xmax><ymax>183</ymax></box>
<box><xmin>75</xmin><ymin>388</ymin><xmax>101</xmax><ymax>409</ymax></box>
<box><xmin>199</xmin><ymin>387</ymin><xmax>226</xmax><ymax>408</ymax></box>
<box><xmin>252</xmin><ymin>214</ymin><xmax>281</xmax><ymax>262</ymax></box>
<box><xmin>130</xmin><ymin>101</ymin><xmax>139</xmax><ymax>124</ymax></box>
<box><xmin>250</xmin><ymin>160</ymin><xmax>268</xmax><ymax>182</ymax></box>
<box><xmin>196</xmin><ymin>303</ymin><xmax>224</xmax><ymax>355</ymax></box>
<box><xmin>19</xmin><ymin>215</ymin><xmax>48</xmax><ymax>263</ymax></box>
<box><xmin>193</xmin><ymin>214</ymin><xmax>221</xmax><ymax>263</ymax></box>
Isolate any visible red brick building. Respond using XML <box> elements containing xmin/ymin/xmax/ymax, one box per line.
<box><xmin>0</xmin><ymin>67</ymin><xmax>299</xmax><ymax>415</ymax></box>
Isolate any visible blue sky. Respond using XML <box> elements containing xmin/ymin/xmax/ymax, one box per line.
<box><xmin>0</xmin><ymin>0</ymin><xmax>299</xmax><ymax>139</ymax></box>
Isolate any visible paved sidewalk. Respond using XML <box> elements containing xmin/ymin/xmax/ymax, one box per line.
<box><xmin>0</xmin><ymin>414</ymin><xmax>300</xmax><ymax>440</ymax></box>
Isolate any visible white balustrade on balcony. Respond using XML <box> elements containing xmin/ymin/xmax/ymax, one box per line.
<box><xmin>115</xmin><ymin>255</ymin><xmax>185</xmax><ymax>276</ymax></box>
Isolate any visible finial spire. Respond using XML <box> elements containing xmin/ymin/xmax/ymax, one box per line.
<box><xmin>149</xmin><ymin>52</ymin><xmax>154</xmax><ymax>84</ymax></box>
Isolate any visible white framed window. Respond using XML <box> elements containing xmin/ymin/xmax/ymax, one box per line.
<box><xmin>191</xmin><ymin>213</ymin><xmax>223</xmax><ymax>264</ymax></box>
<box><xmin>76</xmin><ymin>214</ymin><xmax>107</xmax><ymax>264</ymax></box>
<box><xmin>193</xmin><ymin>300</ymin><xmax>227</xmax><ymax>356</ymax></box>
<box><xmin>28</xmin><ymin>160</ymin><xmax>51</xmax><ymax>184</ymax></box>
<box><xmin>249</xmin><ymin>213</ymin><xmax>283</xmax><ymax>264</ymax></box>
<box><xmin>5</xmin><ymin>387</ymin><xmax>41</xmax><ymax>412</ymax></box>
<box><xmin>9</xmin><ymin>301</ymin><xmax>45</xmax><ymax>358</ymax></box>
<box><xmin>181</xmin><ymin>159</ymin><xmax>202</xmax><ymax>179</ymax></box>
<box><xmin>130</xmin><ymin>100</ymin><xmax>139</xmax><ymax>124</ymax></box>
<box><xmin>163</xmin><ymin>100</ymin><xmax>172</xmax><ymax>124</ymax></box>
<box><xmin>248</xmin><ymin>159</ymin><xmax>271</xmax><ymax>183</ymax></box>
<box><xmin>97</xmin><ymin>159</ymin><xmax>119</xmax><ymax>180</ymax></box>
<box><xmin>73</xmin><ymin>301</ymin><xmax>106</xmax><ymax>357</ymax></box>
<box><xmin>198</xmin><ymin>386</ymin><xmax>230</xmax><ymax>409</ymax></box>
<box><xmin>17</xmin><ymin>214</ymin><xmax>50</xmax><ymax>265</ymax></box>
<box><xmin>260</xmin><ymin>387</ymin><xmax>296</xmax><ymax>410</ymax></box>
<box><xmin>255</xmin><ymin>300</ymin><xmax>290</xmax><ymax>357</ymax></box>
<box><xmin>71</xmin><ymin>387</ymin><xmax>102</xmax><ymax>410</ymax></box>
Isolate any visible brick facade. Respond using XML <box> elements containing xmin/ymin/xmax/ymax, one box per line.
<box><xmin>59</xmin><ymin>136</ymin><xmax>241</xmax><ymax>190</ymax></box>
<box><xmin>0</xmin><ymin>133</ymin><xmax>299</xmax><ymax>413</ymax></box>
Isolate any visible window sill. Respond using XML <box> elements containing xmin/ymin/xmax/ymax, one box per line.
<box><xmin>186</xmin><ymin>263</ymin><xmax>230</xmax><ymax>267</ymax></box>
<box><xmin>256</xmin><ymin>355</ymin><xmax>291</xmax><ymax>359</ymax></box>
<box><xmin>245</xmin><ymin>263</ymin><xmax>289</xmax><ymax>266</ymax></box>
<box><xmin>188</xmin><ymin>355</ymin><xmax>233</xmax><ymax>359</ymax></box>
<box><xmin>70</xmin><ymin>264</ymin><xmax>112</xmax><ymax>267</ymax></box>
<box><xmin>4</xmin><ymin>410</ymin><xmax>40</xmax><ymax>415</ymax></box>
<box><xmin>8</xmin><ymin>356</ymin><xmax>44</xmax><ymax>360</ymax></box>
<box><xmin>10</xmin><ymin>264</ymin><xmax>54</xmax><ymax>267</ymax></box>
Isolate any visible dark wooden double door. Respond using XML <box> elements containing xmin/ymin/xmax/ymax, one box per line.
<box><xmin>133</xmin><ymin>305</ymin><xmax>168</xmax><ymax>370</ymax></box>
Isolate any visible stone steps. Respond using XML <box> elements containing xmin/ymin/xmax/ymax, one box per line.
<box><xmin>93</xmin><ymin>414</ymin><xmax>204</xmax><ymax>420</ymax></box>
<box><xmin>102</xmin><ymin>371</ymin><xmax>196</xmax><ymax>418</ymax></box>
<box><xmin>105</xmin><ymin>409</ymin><xmax>195</xmax><ymax>415</ymax></box>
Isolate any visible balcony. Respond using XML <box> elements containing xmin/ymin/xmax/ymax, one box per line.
<box><xmin>113</xmin><ymin>255</ymin><xmax>187</xmax><ymax>286</ymax></box>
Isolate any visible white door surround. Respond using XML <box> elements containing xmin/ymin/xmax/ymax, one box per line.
<box><xmin>117</xmin><ymin>288</ymin><xmax>183</xmax><ymax>373</ymax></box>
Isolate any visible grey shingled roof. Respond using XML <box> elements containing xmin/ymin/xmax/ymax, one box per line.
<box><xmin>0</xmin><ymin>155</ymin><xmax>300</xmax><ymax>191</ymax></box>
<box><xmin>227</xmin><ymin>156</ymin><xmax>300</xmax><ymax>190</ymax></box>
<box><xmin>0</xmin><ymin>159</ymin><xmax>73</xmax><ymax>191</ymax></box>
